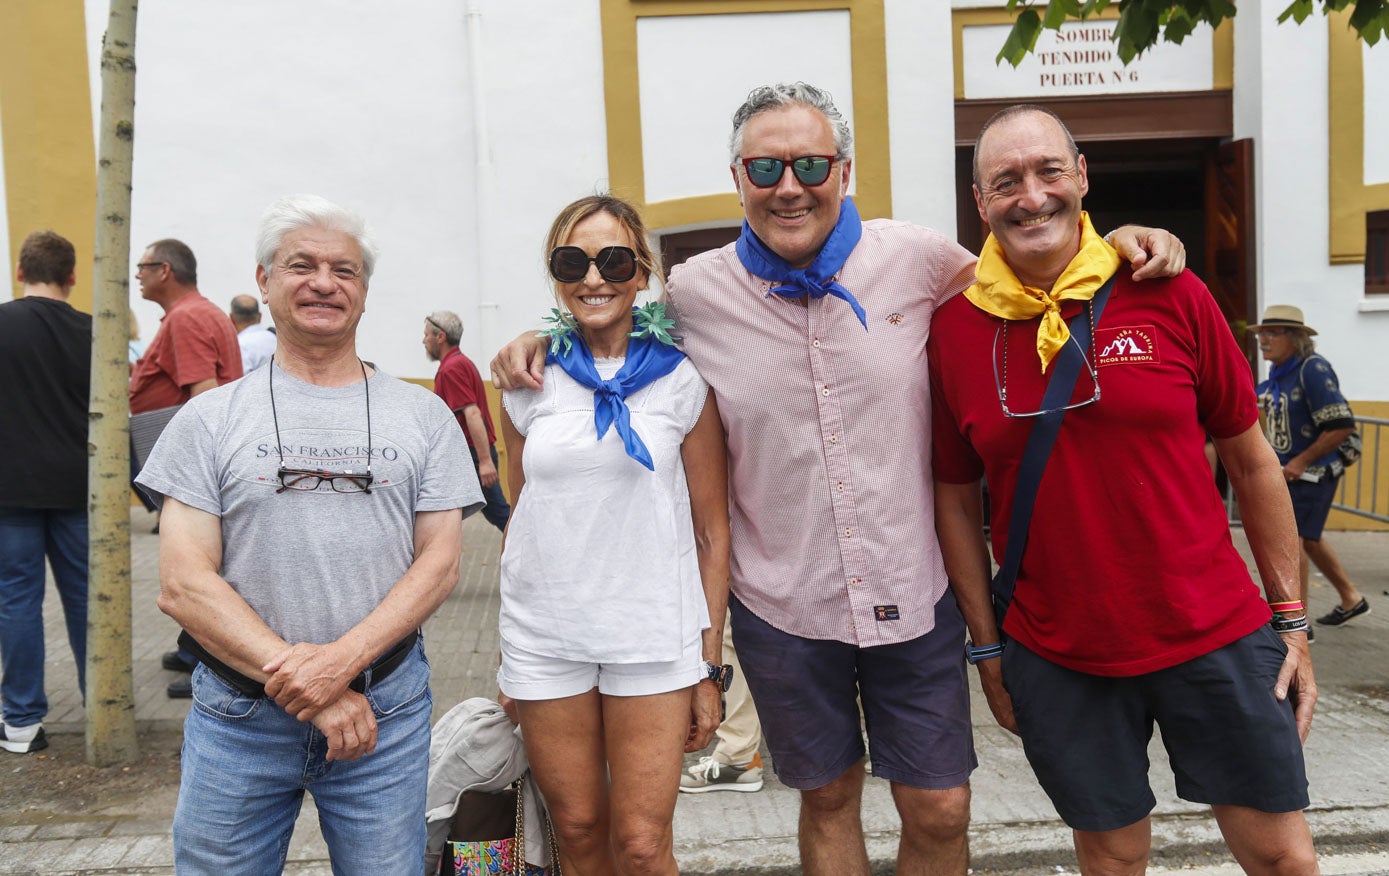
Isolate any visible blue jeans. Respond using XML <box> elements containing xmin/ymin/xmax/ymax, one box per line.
<box><xmin>173</xmin><ymin>641</ymin><xmax>433</xmax><ymax>874</ymax></box>
<box><xmin>470</xmin><ymin>445</ymin><xmax>511</xmax><ymax>532</ymax></box>
<box><xmin>0</xmin><ymin>507</ymin><xmax>88</xmax><ymax>727</ymax></box>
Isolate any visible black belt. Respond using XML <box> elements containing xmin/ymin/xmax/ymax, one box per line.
<box><xmin>177</xmin><ymin>630</ymin><xmax>420</xmax><ymax>700</ymax></box>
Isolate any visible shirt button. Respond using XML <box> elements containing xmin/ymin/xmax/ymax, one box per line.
<box><xmin>829</xmin><ymin>434</ymin><xmax>838</xmax><ymax>444</ymax></box>
<box><xmin>822</xmin><ymin>386</ymin><xmax>830</xmax><ymax>396</ymax></box>
<box><xmin>844</xmin><ymin>528</ymin><xmax>852</xmax><ymax>538</ymax></box>
<box><xmin>812</xmin><ymin>339</ymin><xmax>821</xmax><ymax>348</ymax></box>
<box><xmin>837</xmin><ymin>482</ymin><xmax>845</xmax><ymax>492</ymax></box>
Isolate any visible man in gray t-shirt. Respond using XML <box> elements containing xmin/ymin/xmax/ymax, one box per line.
<box><xmin>137</xmin><ymin>195</ymin><xmax>482</xmax><ymax>872</ymax></box>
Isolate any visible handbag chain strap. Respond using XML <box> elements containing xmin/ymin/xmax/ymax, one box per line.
<box><xmin>512</xmin><ymin>778</ymin><xmax>526</xmax><ymax>876</ymax></box>
<box><xmin>512</xmin><ymin>775</ymin><xmax>563</xmax><ymax>876</ymax></box>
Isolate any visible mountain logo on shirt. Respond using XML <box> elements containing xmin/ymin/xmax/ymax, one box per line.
<box><xmin>1096</xmin><ymin>326</ymin><xmax>1158</xmax><ymax>367</ymax></box>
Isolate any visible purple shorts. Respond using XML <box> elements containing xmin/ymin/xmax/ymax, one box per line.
<box><xmin>728</xmin><ymin>589</ymin><xmax>976</xmax><ymax>791</ymax></box>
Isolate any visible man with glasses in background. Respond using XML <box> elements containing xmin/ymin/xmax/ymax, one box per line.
<box><xmin>930</xmin><ymin>105</ymin><xmax>1317</xmax><ymax>874</ymax></box>
<box><xmin>136</xmin><ymin>195</ymin><xmax>482</xmax><ymax>872</ymax></box>
<box><xmin>129</xmin><ymin>238</ymin><xmax>243</xmax><ymax>697</ymax></box>
<box><xmin>492</xmin><ymin>82</ymin><xmax>1186</xmax><ymax>875</ymax></box>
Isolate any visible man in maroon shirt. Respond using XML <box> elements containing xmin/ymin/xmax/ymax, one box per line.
<box><xmin>130</xmin><ymin>238</ymin><xmax>243</xmax><ymax>697</ymax></box>
<box><xmin>424</xmin><ymin>310</ymin><xmax>509</xmax><ymax>531</ymax></box>
<box><xmin>931</xmin><ymin>105</ymin><xmax>1315</xmax><ymax>874</ymax></box>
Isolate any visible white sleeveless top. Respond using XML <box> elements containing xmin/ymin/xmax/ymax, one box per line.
<box><xmin>499</xmin><ymin>357</ymin><xmax>711</xmax><ymax>663</ymax></box>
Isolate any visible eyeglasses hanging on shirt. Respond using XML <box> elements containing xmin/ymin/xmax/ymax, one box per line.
<box><xmin>268</xmin><ymin>358</ymin><xmax>375</xmax><ymax>494</ymax></box>
<box><xmin>992</xmin><ymin>301</ymin><xmax>1101</xmax><ymax>419</ymax></box>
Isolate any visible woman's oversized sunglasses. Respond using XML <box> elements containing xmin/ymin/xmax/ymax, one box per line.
<box><xmin>549</xmin><ymin>246</ymin><xmax>639</xmax><ymax>284</ymax></box>
<box><xmin>740</xmin><ymin>155</ymin><xmax>837</xmax><ymax>189</ymax></box>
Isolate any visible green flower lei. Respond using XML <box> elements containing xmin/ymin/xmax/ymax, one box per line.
<box><xmin>629</xmin><ymin>301</ymin><xmax>680</xmax><ymax>346</ymax></box>
<box><xmin>535</xmin><ymin>302</ymin><xmax>680</xmax><ymax>356</ymax></box>
<box><xmin>535</xmin><ymin>308</ymin><xmax>581</xmax><ymax>356</ymax></box>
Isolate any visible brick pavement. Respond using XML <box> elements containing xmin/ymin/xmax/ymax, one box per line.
<box><xmin>4</xmin><ymin>509</ymin><xmax>1388</xmax><ymax>874</ymax></box>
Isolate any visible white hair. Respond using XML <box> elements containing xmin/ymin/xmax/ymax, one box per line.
<box><xmin>255</xmin><ymin>194</ymin><xmax>379</xmax><ymax>283</ymax></box>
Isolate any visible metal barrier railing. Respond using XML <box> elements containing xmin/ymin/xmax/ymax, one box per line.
<box><xmin>1333</xmin><ymin>415</ymin><xmax>1388</xmax><ymax>523</ymax></box>
<box><xmin>1224</xmin><ymin>415</ymin><xmax>1389</xmax><ymax>526</ymax></box>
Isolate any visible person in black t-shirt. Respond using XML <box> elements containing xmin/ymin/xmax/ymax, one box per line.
<box><xmin>0</xmin><ymin>231</ymin><xmax>92</xmax><ymax>755</ymax></box>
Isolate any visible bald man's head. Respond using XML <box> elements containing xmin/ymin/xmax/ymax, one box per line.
<box><xmin>230</xmin><ymin>294</ymin><xmax>262</xmax><ymax>331</ymax></box>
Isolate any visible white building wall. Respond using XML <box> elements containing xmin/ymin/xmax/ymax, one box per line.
<box><xmin>1237</xmin><ymin>4</ymin><xmax>1387</xmax><ymax>399</ymax></box>
<box><xmin>76</xmin><ymin>0</ymin><xmax>616</xmax><ymax>381</ymax></box>
<box><xmin>8</xmin><ymin>1</ymin><xmax>1370</xmax><ymax>390</ymax></box>
<box><xmin>885</xmin><ymin>1</ymin><xmax>959</xmax><ymax>235</ymax></box>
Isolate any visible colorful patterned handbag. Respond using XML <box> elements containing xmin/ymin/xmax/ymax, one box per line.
<box><xmin>444</xmin><ymin>777</ymin><xmax>560</xmax><ymax>876</ymax></box>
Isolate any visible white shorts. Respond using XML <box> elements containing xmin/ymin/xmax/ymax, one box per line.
<box><xmin>498</xmin><ymin>632</ymin><xmax>703</xmax><ymax>700</ymax></box>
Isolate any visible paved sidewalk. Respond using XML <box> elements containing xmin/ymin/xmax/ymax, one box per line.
<box><xmin>2</xmin><ymin>508</ymin><xmax>1387</xmax><ymax>874</ymax></box>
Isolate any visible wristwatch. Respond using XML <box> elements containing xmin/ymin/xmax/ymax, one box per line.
<box><xmin>700</xmin><ymin>660</ymin><xmax>734</xmax><ymax>691</ymax></box>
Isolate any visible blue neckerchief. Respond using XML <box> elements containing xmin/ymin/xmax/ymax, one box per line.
<box><xmin>1266</xmin><ymin>355</ymin><xmax>1302</xmax><ymax>406</ymax></box>
<box><xmin>546</xmin><ymin>314</ymin><xmax>686</xmax><ymax>471</ymax></box>
<box><xmin>735</xmin><ymin>196</ymin><xmax>867</xmax><ymax>329</ymax></box>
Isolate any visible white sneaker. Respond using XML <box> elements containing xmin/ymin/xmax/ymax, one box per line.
<box><xmin>0</xmin><ymin>722</ymin><xmax>48</xmax><ymax>754</ymax></box>
<box><xmin>679</xmin><ymin>753</ymin><xmax>763</xmax><ymax>793</ymax></box>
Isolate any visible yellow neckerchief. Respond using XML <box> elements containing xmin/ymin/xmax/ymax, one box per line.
<box><xmin>964</xmin><ymin>211</ymin><xmax>1120</xmax><ymax>373</ymax></box>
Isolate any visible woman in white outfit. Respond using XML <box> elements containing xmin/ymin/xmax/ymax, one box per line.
<box><xmin>497</xmin><ymin>195</ymin><xmax>731</xmax><ymax>875</ymax></box>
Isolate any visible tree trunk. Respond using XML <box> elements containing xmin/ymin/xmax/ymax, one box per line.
<box><xmin>86</xmin><ymin>0</ymin><xmax>139</xmax><ymax>767</ymax></box>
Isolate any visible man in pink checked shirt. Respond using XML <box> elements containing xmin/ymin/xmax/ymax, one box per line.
<box><xmin>491</xmin><ymin>82</ymin><xmax>1185</xmax><ymax>875</ymax></box>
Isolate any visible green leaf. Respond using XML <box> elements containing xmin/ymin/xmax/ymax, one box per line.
<box><xmin>998</xmin><ymin>8</ymin><xmax>1044</xmax><ymax>66</ymax></box>
<box><xmin>1277</xmin><ymin>0</ymin><xmax>1315</xmax><ymax>23</ymax></box>
<box><xmin>629</xmin><ymin>301</ymin><xmax>681</xmax><ymax>346</ymax></box>
<box><xmin>535</xmin><ymin>308</ymin><xmax>579</xmax><ymax>357</ymax></box>
<box><xmin>1163</xmin><ymin>7</ymin><xmax>1198</xmax><ymax>42</ymax></box>
<box><xmin>1043</xmin><ymin>0</ymin><xmax>1082</xmax><ymax>30</ymax></box>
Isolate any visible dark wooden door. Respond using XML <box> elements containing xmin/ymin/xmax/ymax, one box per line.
<box><xmin>1204</xmin><ymin>138</ymin><xmax>1258</xmax><ymax>371</ymax></box>
<box><xmin>659</xmin><ymin>227</ymin><xmax>741</xmax><ymax>282</ymax></box>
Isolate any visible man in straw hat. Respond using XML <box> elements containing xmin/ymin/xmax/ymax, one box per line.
<box><xmin>1254</xmin><ymin>304</ymin><xmax>1369</xmax><ymax>630</ymax></box>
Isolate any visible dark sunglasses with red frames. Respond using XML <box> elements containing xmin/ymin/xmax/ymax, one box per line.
<box><xmin>549</xmin><ymin>246</ymin><xmax>639</xmax><ymax>284</ymax></box>
<box><xmin>740</xmin><ymin>155</ymin><xmax>837</xmax><ymax>189</ymax></box>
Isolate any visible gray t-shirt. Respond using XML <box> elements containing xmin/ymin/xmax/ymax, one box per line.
<box><xmin>137</xmin><ymin>362</ymin><xmax>482</xmax><ymax>644</ymax></box>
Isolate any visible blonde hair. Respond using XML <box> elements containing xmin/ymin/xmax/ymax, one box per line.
<box><xmin>543</xmin><ymin>195</ymin><xmax>659</xmax><ymax>307</ymax></box>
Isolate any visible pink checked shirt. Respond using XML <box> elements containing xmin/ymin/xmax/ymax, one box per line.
<box><xmin>667</xmin><ymin>219</ymin><xmax>977</xmax><ymax>646</ymax></box>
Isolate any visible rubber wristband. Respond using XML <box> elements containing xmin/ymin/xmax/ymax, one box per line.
<box><xmin>965</xmin><ymin>641</ymin><xmax>1005</xmax><ymax>664</ymax></box>
<box><xmin>1269</xmin><ymin>600</ymin><xmax>1305</xmax><ymax>613</ymax></box>
<box><xmin>1270</xmin><ymin>614</ymin><xmax>1310</xmax><ymax>634</ymax></box>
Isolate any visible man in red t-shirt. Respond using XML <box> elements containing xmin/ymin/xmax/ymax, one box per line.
<box><xmin>130</xmin><ymin>238</ymin><xmax>243</xmax><ymax>698</ymax></box>
<box><xmin>130</xmin><ymin>239</ymin><xmax>243</xmax><ymax>415</ymax></box>
<box><xmin>424</xmin><ymin>310</ymin><xmax>509</xmax><ymax>531</ymax></box>
<box><xmin>930</xmin><ymin>106</ymin><xmax>1317</xmax><ymax>874</ymax></box>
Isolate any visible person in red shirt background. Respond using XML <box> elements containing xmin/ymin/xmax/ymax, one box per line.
<box><xmin>424</xmin><ymin>310</ymin><xmax>510</xmax><ymax>532</ymax></box>
<box><xmin>130</xmin><ymin>238</ymin><xmax>243</xmax><ymax>699</ymax></box>
<box><xmin>130</xmin><ymin>239</ymin><xmax>242</xmax><ymax>414</ymax></box>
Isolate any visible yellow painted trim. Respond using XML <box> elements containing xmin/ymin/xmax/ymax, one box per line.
<box><xmin>600</xmin><ymin>0</ymin><xmax>891</xmax><ymax>228</ymax></box>
<box><xmin>1212</xmin><ymin>19</ymin><xmax>1234</xmax><ymax>91</ymax></box>
<box><xmin>951</xmin><ymin>7</ymin><xmax>1233</xmax><ymax>100</ymax></box>
<box><xmin>643</xmin><ymin>194</ymin><xmax>745</xmax><ymax>229</ymax></box>
<box><xmin>0</xmin><ymin>0</ymin><xmax>96</xmax><ymax>311</ymax></box>
<box><xmin>1326</xmin><ymin>399</ymin><xmax>1389</xmax><ymax>532</ymax></box>
<box><xmin>1327</xmin><ymin>11</ymin><xmax>1389</xmax><ymax>265</ymax></box>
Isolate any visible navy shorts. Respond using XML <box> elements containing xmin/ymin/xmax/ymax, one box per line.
<box><xmin>1003</xmin><ymin>625</ymin><xmax>1309</xmax><ymax>832</ymax></box>
<box><xmin>729</xmin><ymin>589</ymin><xmax>976</xmax><ymax>791</ymax></box>
<box><xmin>1288</xmin><ymin>475</ymin><xmax>1338</xmax><ymax>541</ymax></box>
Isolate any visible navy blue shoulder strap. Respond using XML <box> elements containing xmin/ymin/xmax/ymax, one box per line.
<box><xmin>991</xmin><ymin>275</ymin><xmax>1117</xmax><ymax>617</ymax></box>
